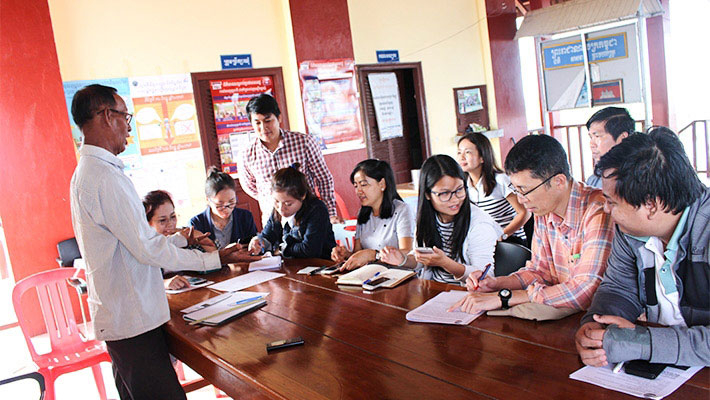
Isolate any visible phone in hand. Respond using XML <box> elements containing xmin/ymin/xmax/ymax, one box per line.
<box><xmin>187</xmin><ymin>277</ymin><xmax>208</xmax><ymax>285</ymax></box>
<box><xmin>415</xmin><ymin>247</ymin><xmax>434</xmax><ymax>254</ymax></box>
<box><xmin>623</xmin><ymin>360</ymin><xmax>667</xmax><ymax>379</ymax></box>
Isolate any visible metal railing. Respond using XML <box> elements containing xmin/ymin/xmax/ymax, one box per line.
<box><xmin>677</xmin><ymin>120</ymin><xmax>710</xmax><ymax>178</ymax></box>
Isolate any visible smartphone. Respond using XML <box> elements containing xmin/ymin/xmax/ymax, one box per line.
<box><xmin>624</xmin><ymin>360</ymin><xmax>667</xmax><ymax>379</ymax></box>
<box><xmin>415</xmin><ymin>247</ymin><xmax>434</xmax><ymax>254</ymax></box>
<box><xmin>363</xmin><ymin>277</ymin><xmax>390</xmax><ymax>291</ymax></box>
<box><xmin>266</xmin><ymin>337</ymin><xmax>304</xmax><ymax>352</ymax></box>
<box><xmin>187</xmin><ymin>277</ymin><xmax>208</xmax><ymax>285</ymax></box>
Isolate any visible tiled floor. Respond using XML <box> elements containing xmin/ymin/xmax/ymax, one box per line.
<box><xmin>0</xmin><ymin>277</ymin><xmax>231</xmax><ymax>399</ymax></box>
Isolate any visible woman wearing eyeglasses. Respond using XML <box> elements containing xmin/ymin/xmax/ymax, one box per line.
<box><xmin>189</xmin><ymin>166</ymin><xmax>258</xmax><ymax>249</ymax></box>
<box><xmin>457</xmin><ymin>132</ymin><xmax>530</xmax><ymax>245</ymax></box>
<box><xmin>381</xmin><ymin>155</ymin><xmax>501</xmax><ymax>284</ymax></box>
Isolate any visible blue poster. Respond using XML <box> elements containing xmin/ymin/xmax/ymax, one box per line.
<box><xmin>542</xmin><ymin>32</ymin><xmax>628</xmax><ymax>70</ymax></box>
<box><xmin>63</xmin><ymin>77</ymin><xmax>141</xmax><ymax>167</ymax></box>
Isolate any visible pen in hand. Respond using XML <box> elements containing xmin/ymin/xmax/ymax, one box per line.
<box><xmin>478</xmin><ymin>263</ymin><xmax>492</xmax><ymax>282</ymax></box>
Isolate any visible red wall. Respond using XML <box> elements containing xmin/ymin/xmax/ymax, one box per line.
<box><xmin>0</xmin><ymin>0</ymin><xmax>78</xmax><ymax>333</ymax></box>
<box><xmin>485</xmin><ymin>5</ymin><xmax>528</xmax><ymax>158</ymax></box>
<box><xmin>289</xmin><ymin>0</ymin><xmax>366</xmax><ymax>217</ymax></box>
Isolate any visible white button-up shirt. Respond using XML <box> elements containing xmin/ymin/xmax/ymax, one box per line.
<box><xmin>70</xmin><ymin>145</ymin><xmax>220</xmax><ymax>341</ymax></box>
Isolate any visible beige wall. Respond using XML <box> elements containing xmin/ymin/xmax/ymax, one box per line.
<box><xmin>347</xmin><ymin>0</ymin><xmax>492</xmax><ymax>157</ymax></box>
<box><xmin>48</xmin><ymin>0</ymin><xmax>306</xmax><ymax>132</ymax></box>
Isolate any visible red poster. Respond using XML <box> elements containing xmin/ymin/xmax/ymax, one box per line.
<box><xmin>209</xmin><ymin>76</ymin><xmax>275</xmax><ymax>173</ymax></box>
<box><xmin>299</xmin><ymin>59</ymin><xmax>364</xmax><ymax>153</ymax></box>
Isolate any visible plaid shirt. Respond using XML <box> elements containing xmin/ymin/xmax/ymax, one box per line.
<box><xmin>237</xmin><ymin>130</ymin><xmax>337</xmax><ymax>219</ymax></box>
<box><xmin>512</xmin><ymin>181</ymin><xmax>614</xmax><ymax>310</ymax></box>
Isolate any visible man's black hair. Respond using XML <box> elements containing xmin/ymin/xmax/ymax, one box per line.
<box><xmin>586</xmin><ymin>106</ymin><xmax>635</xmax><ymax>140</ymax></box>
<box><xmin>504</xmin><ymin>134</ymin><xmax>571</xmax><ymax>180</ymax></box>
<box><xmin>245</xmin><ymin>93</ymin><xmax>281</xmax><ymax>120</ymax></box>
<box><xmin>595</xmin><ymin>127</ymin><xmax>704</xmax><ymax>214</ymax></box>
<box><xmin>71</xmin><ymin>84</ymin><xmax>117</xmax><ymax>129</ymax></box>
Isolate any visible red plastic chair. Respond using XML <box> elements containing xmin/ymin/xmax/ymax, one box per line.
<box><xmin>12</xmin><ymin>268</ymin><xmax>111</xmax><ymax>400</ymax></box>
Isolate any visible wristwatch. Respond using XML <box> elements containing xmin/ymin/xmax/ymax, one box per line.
<box><xmin>374</xmin><ymin>249</ymin><xmax>381</xmax><ymax>261</ymax></box>
<box><xmin>498</xmin><ymin>288</ymin><xmax>512</xmax><ymax>309</ymax></box>
<box><xmin>500</xmin><ymin>233</ymin><xmax>509</xmax><ymax>241</ymax></box>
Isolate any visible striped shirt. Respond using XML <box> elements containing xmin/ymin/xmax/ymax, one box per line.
<box><xmin>237</xmin><ymin>130</ymin><xmax>337</xmax><ymax>223</ymax></box>
<box><xmin>468</xmin><ymin>173</ymin><xmax>525</xmax><ymax>241</ymax></box>
<box><xmin>511</xmin><ymin>181</ymin><xmax>614</xmax><ymax>310</ymax></box>
<box><xmin>430</xmin><ymin>218</ymin><xmax>459</xmax><ymax>284</ymax></box>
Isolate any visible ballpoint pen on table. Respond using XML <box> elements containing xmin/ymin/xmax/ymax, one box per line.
<box><xmin>363</xmin><ymin>271</ymin><xmax>382</xmax><ymax>285</ymax></box>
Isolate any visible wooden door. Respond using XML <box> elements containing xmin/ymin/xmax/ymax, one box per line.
<box><xmin>191</xmin><ymin>68</ymin><xmax>289</xmax><ymax>230</ymax></box>
<box><xmin>356</xmin><ymin>63</ymin><xmax>430</xmax><ymax>183</ymax></box>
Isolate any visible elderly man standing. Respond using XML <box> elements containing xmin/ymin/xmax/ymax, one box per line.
<box><xmin>70</xmin><ymin>84</ymin><xmax>251</xmax><ymax>399</ymax></box>
<box><xmin>237</xmin><ymin>94</ymin><xmax>340</xmax><ymax>225</ymax></box>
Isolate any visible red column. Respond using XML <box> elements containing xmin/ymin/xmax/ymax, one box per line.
<box><xmin>288</xmin><ymin>0</ymin><xmax>365</xmax><ymax>216</ymax></box>
<box><xmin>486</xmin><ymin>1</ymin><xmax>528</xmax><ymax>158</ymax></box>
<box><xmin>0</xmin><ymin>0</ymin><xmax>78</xmax><ymax>333</ymax></box>
<box><xmin>646</xmin><ymin>0</ymin><xmax>671</xmax><ymax>127</ymax></box>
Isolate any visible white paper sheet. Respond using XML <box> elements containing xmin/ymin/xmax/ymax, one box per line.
<box><xmin>569</xmin><ymin>364</ymin><xmax>702</xmax><ymax>399</ymax></box>
<box><xmin>208</xmin><ymin>271</ymin><xmax>285</xmax><ymax>292</ymax></box>
<box><xmin>248</xmin><ymin>256</ymin><xmax>282</xmax><ymax>271</ymax></box>
<box><xmin>181</xmin><ymin>291</ymin><xmax>269</xmax><ymax>313</ymax></box>
<box><xmin>296</xmin><ymin>266</ymin><xmax>321</xmax><ymax>274</ymax></box>
<box><xmin>406</xmin><ymin>291</ymin><xmax>483</xmax><ymax>325</ymax></box>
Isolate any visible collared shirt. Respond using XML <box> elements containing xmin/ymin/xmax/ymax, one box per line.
<box><xmin>512</xmin><ymin>181</ymin><xmax>614</xmax><ymax>310</ymax></box>
<box><xmin>632</xmin><ymin>207</ymin><xmax>690</xmax><ymax>327</ymax></box>
<box><xmin>355</xmin><ymin>199</ymin><xmax>414</xmax><ymax>250</ymax></box>
<box><xmin>585</xmin><ymin>173</ymin><xmax>602</xmax><ymax>189</ymax></box>
<box><xmin>70</xmin><ymin>145</ymin><xmax>220</xmax><ymax>341</ymax></box>
<box><xmin>237</xmin><ymin>130</ymin><xmax>337</xmax><ymax>223</ymax></box>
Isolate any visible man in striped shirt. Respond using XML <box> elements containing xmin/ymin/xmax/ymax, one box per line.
<box><xmin>237</xmin><ymin>94</ymin><xmax>339</xmax><ymax>225</ymax></box>
<box><xmin>454</xmin><ymin>135</ymin><xmax>614</xmax><ymax>314</ymax></box>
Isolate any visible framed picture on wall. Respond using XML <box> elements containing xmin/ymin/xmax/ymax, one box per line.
<box><xmin>591</xmin><ymin>79</ymin><xmax>624</xmax><ymax>106</ymax></box>
<box><xmin>452</xmin><ymin>85</ymin><xmax>488</xmax><ymax>134</ymax></box>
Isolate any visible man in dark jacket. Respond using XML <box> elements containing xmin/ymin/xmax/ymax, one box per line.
<box><xmin>575</xmin><ymin>127</ymin><xmax>710</xmax><ymax>367</ymax></box>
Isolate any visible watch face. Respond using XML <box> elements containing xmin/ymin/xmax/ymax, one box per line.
<box><xmin>500</xmin><ymin>289</ymin><xmax>511</xmax><ymax>297</ymax></box>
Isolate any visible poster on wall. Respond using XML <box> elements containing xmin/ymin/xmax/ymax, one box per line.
<box><xmin>367</xmin><ymin>72</ymin><xmax>403</xmax><ymax>140</ymax></box>
<box><xmin>62</xmin><ymin>78</ymin><xmax>141</xmax><ymax>169</ymax></box>
<box><xmin>456</xmin><ymin>87</ymin><xmax>483</xmax><ymax>114</ymax></box>
<box><xmin>129</xmin><ymin>74</ymin><xmax>201</xmax><ymax>155</ymax></box>
<box><xmin>62</xmin><ymin>74</ymin><xmax>208</xmax><ymax>226</ymax></box>
<box><xmin>298</xmin><ymin>59</ymin><xmax>364</xmax><ymax>154</ymax></box>
<box><xmin>540</xmin><ymin>24</ymin><xmax>640</xmax><ymax>111</ymax></box>
<box><xmin>209</xmin><ymin>76</ymin><xmax>274</xmax><ymax>173</ymax></box>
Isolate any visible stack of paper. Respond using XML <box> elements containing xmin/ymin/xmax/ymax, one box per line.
<box><xmin>209</xmin><ymin>270</ymin><xmax>285</xmax><ymax>292</ymax></box>
<box><xmin>406</xmin><ymin>291</ymin><xmax>482</xmax><ymax>325</ymax></box>
<box><xmin>248</xmin><ymin>256</ymin><xmax>282</xmax><ymax>271</ymax></box>
<box><xmin>182</xmin><ymin>291</ymin><xmax>269</xmax><ymax>326</ymax></box>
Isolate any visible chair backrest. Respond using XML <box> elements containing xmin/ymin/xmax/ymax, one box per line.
<box><xmin>333</xmin><ymin>191</ymin><xmax>352</xmax><ymax>221</ymax></box>
<box><xmin>56</xmin><ymin>237</ymin><xmax>81</xmax><ymax>267</ymax></box>
<box><xmin>0</xmin><ymin>372</ymin><xmax>45</xmax><ymax>400</ymax></box>
<box><xmin>12</xmin><ymin>268</ymin><xmax>86</xmax><ymax>361</ymax></box>
<box><xmin>494</xmin><ymin>242</ymin><xmax>532</xmax><ymax>277</ymax></box>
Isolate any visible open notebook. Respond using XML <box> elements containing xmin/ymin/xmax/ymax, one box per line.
<box><xmin>336</xmin><ymin>264</ymin><xmax>415</xmax><ymax>289</ymax></box>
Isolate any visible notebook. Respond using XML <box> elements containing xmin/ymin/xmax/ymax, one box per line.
<box><xmin>182</xmin><ymin>292</ymin><xmax>267</xmax><ymax>326</ymax></box>
<box><xmin>406</xmin><ymin>291</ymin><xmax>482</xmax><ymax>325</ymax></box>
<box><xmin>336</xmin><ymin>264</ymin><xmax>415</xmax><ymax>288</ymax></box>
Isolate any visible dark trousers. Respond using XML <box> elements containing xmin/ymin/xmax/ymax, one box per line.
<box><xmin>105</xmin><ymin>325</ymin><xmax>186</xmax><ymax>400</ymax></box>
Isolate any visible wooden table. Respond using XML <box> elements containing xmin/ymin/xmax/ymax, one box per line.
<box><xmin>166</xmin><ymin>259</ymin><xmax>709</xmax><ymax>399</ymax></box>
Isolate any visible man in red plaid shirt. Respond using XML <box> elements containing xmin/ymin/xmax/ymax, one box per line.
<box><xmin>237</xmin><ymin>94</ymin><xmax>340</xmax><ymax>225</ymax></box>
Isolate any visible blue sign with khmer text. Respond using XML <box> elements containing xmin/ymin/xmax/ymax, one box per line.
<box><xmin>376</xmin><ymin>50</ymin><xmax>399</xmax><ymax>63</ymax></box>
<box><xmin>221</xmin><ymin>54</ymin><xmax>253</xmax><ymax>70</ymax></box>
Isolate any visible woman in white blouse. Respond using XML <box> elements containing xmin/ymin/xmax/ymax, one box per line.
<box><xmin>331</xmin><ymin>159</ymin><xmax>414</xmax><ymax>271</ymax></box>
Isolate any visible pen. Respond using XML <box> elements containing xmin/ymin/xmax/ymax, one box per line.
<box><xmin>309</xmin><ymin>265</ymin><xmax>327</xmax><ymax>276</ymax></box>
<box><xmin>612</xmin><ymin>361</ymin><xmax>624</xmax><ymax>374</ymax></box>
<box><xmin>229</xmin><ymin>296</ymin><xmax>264</xmax><ymax>306</ymax></box>
<box><xmin>478</xmin><ymin>263</ymin><xmax>492</xmax><ymax>282</ymax></box>
<box><xmin>363</xmin><ymin>271</ymin><xmax>382</xmax><ymax>285</ymax></box>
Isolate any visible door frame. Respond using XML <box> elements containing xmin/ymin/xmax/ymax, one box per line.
<box><xmin>355</xmin><ymin>62</ymin><xmax>431</xmax><ymax>160</ymax></box>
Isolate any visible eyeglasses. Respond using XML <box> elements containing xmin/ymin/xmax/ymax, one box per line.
<box><xmin>508</xmin><ymin>175</ymin><xmax>556</xmax><ymax>198</ymax></box>
<box><xmin>97</xmin><ymin>108</ymin><xmax>133</xmax><ymax>124</ymax></box>
<box><xmin>209</xmin><ymin>199</ymin><xmax>237</xmax><ymax>211</ymax></box>
<box><xmin>429</xmin><ymin>185</ymin><xmax>467</xmax><ymax>202</ymax></box>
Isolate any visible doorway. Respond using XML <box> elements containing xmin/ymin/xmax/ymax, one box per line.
<box><xmin>355</xmin><ymin>62</ymin><xmax>430</xmax><ymax>183</ymax></box>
